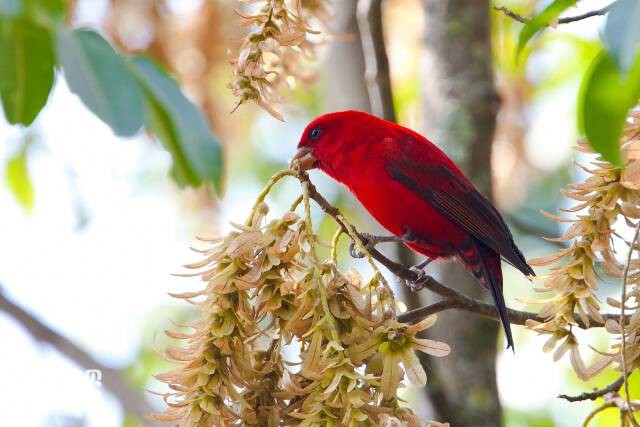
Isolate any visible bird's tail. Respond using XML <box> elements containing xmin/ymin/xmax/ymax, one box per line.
<box><xmin>458</xmin><ymin>238</ymin><xmax>514</xmax><ymax>350</ymax></box>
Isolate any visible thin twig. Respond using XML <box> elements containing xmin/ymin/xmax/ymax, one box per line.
<box><xmin>494</xmin><ymin>6</ymin><xmax>527</xmax><ymax>23</ymax></box>
<box><xmin>559</xmin><ymin>375</ymin><xmax>626</xmax><ymax>402</ymax></box>
<box><xmin>0</xmin><ymin>287</ymin><xmax>158</xmax><ymax>424</ymax></box>
<box><xmin>620</xmin><ymin>221</ymin><xmax>640</xmax><ymax>426</ymax></box>
<box><xmin>494</xmin><ymin>4</ymin><xmax>612</xmax><ymax>25</ymax></box>
<box><xmin>556</xmin><ymin>5</ymin><xmax>612</xmax><ymax>24</ymax></box>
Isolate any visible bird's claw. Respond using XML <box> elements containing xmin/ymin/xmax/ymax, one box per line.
<box><xmin>405</xmin><ymin>266</ymin><xmax>428</xmax><ymax>292</ymax></box>
<box><xmin>348</xmin><ymin>232</ymin><xmax>374</xmax><ymax>258</ymax></box>
<box><xmin>403</xmin><ymin>258</ymin><xmax>433</xmax><ymax>292</ymax></box>
<box><xmin>348</xmin><ymin>240</ymin><xmax>366</xmax><ymax>258</ymax></box>
<box><xmin>347</xmin><ymin>230</ymin><xmax>421</xmax><ymax>260</ymax></box>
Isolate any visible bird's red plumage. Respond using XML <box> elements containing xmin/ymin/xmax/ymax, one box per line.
<box><xmin>295</xmin><ymin>110</ymin><xmax>533</xmax><ymax>349</ymax></box>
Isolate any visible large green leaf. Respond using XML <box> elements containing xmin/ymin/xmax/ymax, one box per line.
<box><xmin>6</xmin><ymin>140</ymin><xmax>34</xmax><ymax>211</ymax></box>
<box><xmin>128</xmin><ymin>56</ymin><xmax>223</xmax><ymax>191</ymax></box>
<box><xmin>56</xmin><ymin>28</ymin><xmax>144</xmax><ymax>137</ymax></box>
<box><xmin>516</xmin><ymin>0</ymin><xmax>576</xmax><ymax>59</ymax></box>
<box><xmin>604</xmin><ymin>0</ymin><xmax>640</xmax><ymax>73</ymax></box>
<box><xmin>578</xmin><ymin>50</ymin><xmax>640</xmax><ymax>166</ymax></box>
<box><xmin>0</xmin><ymin>18</ymin><xmax>55</xmax><ymax>126</ymax></box>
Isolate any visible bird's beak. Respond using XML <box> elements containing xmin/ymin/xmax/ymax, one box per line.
<box><xmin>290</xmin><ymin>146</ymin><xmax>317</xmax><ymax>171</ymax></box>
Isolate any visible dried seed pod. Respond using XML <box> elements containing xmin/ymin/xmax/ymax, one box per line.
<box><xmin>527</xmin><ymin>111</ymin><xmax>640</xmax><ymax>387</ymax></box>
<box><xmin>155</xmin><ymin>174</ymin><xmax>451</xmax><ymax>426</ymax></box>
<box><xmin>229</xmin><ymin>0</ymin><xmax>331</xmax><ymax>119</ymax></box>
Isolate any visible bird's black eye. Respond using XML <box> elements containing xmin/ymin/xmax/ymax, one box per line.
<box><xmin>308</xmin><ymin>127</ymin><xmax>322</xmax><ymax>140</ymax></box>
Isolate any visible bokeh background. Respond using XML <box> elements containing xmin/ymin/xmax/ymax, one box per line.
<box><xmin>0</xmin><ymin>0</ymin><xmax>631</xmax><ymax>426</ymax></box>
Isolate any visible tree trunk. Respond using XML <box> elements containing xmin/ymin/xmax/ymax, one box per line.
<box><xmin>325</xmin><ymin>0</ymin><xmax>371</xmax><ymax>112</ymax></box>
<box><xmin>420</xmin><ymin>1</ymin><xmax>502</xmax><ymax>426</ymax></box>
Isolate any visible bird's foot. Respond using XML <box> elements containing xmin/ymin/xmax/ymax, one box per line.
<box><xmin>401</xmin><ymin>228</ymin><xmax>419</xmax><ymax>243</ymax></box>
<box><xmin>406</xmin><ymin>267</ymin><xmax>427</xmax><ymax>292</ymax></box>
<box><xmin>348</xmin><ymin>232</ymin><xmax>410</xmax><ymax>258</ymax></box>
<box><xmin>404</xmin><ymin>259</ymin><xmax>433</xmax><ymax>292</ymax></box>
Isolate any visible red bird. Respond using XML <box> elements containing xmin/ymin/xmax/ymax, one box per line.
<box><xmin>292</xmin><ymin>110</ymin><xmax>534</xmax><ymax>349</ymax></box>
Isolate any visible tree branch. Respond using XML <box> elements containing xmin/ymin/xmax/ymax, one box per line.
<box><xmin>494</xmin><ymin>4</ymin><xmax>611</xmax><ymax>25</ymax></box>
<box><xmin>559</xmin><ymin>375</ymin><xmax>626</xmax><ymax>402</ymax></box>
<box><xmin>396</xmin><ymin>296</ymin><xmax>624</xmax><ymax>328</ymax></box>
<box><xmin>356</xmin><ymin>0</ymin><xmax>396</xmax><ymax>122</ymax></box>
<box><xmin>296</xmin><ymin>172</ymin><xmax>627</xmax><ymax>329</ymax></box>
<box><xmin>0</xmin><ymin>287</ymin><xmax>159</xmax><ymax>425</ymax></box>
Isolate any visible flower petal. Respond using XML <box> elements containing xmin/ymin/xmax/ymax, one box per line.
<box><xmin>402</xmin><ymin>350</ymin><xmax>427</xmax><ymax>387</ymax></box>
<box><xmin>412</xmin><ymin>337</ymin><xmax>450</xmax><ymax>357</ymax></box>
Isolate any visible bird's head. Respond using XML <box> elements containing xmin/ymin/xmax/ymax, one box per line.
<box><xmin>290</xmin><ymin>110</ymin><xmax>375</xmax><ymax>173</ymax></box>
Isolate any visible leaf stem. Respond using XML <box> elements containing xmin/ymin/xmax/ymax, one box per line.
<box><xmin>289</xmin><ymin>194</ymin><xmax>303</xmax><ymax>212</ymax></box>
<box><xmin>330</xmin><ymin>229</ymin><xmax>343</xmax><ymax>263</ymax></box>
<box><xmin>247</xmin><ymin>169</ymin><xmax>296</xmax><ymax>225</ymax></box>
<box><xmin>337</xmin><ymin>214</ymin><xmax>395</xmax><ymax>312</ymax></box>
<box><xmin>301</xmin><ymin>180</ymin><xmax>340</xmax><ymax>343</ymax></box>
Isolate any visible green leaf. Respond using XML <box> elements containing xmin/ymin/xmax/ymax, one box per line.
<box><xmin>516</xmin><ymin>0</ymin><xmax>576</xmax><ymax>59</ymax></box>
<box><xmin>25</xmin><ymin>0</ymin><xmax>65</xmax><ymax>28</ymax></box>
<box><xmin>6</xmin><ymin>140</ymin><xmax>34</xmax><ymax>211</ymax></box>
<box><xmin>56</xmin><ymin>28</ymin><xmax>144</xmax><ymax>137</ymax></box>
<box><xmin>128</xmin><ymin>56</ymin><xmax>223</xmax><ymax>192</ymax></box>
<box><xmin>0</xmin><ymin>18</ymin><xmax>55</xmax><ymax>126</ymax></box>
<box><xmin>578</xmin><ymin>50</ymin><xmax>640</xmax><ymax>166</ymax></box>
<box><xmin>604</xmin><ymin>0</ymin><xmax>640</xmax><ymax>73</ymax></box>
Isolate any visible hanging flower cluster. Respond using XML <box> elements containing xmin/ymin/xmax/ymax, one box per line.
<box><xmin>229</xmin><ymin>0</ymin><xmax>331</xmax><ymax>120</ymax></box>
<box><xmin>527</xmin><ymin>112</ymin><xmax>640</xmax><ymax>419</ymax></box>
<box><xmin>153</xmin><ymin>171</ymin><xmax>450</xmax><ymax>426</ymax></box>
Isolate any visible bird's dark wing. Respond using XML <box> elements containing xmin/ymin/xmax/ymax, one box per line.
<box><xmin>387</xmin><ymin>156</ymin><xmax>534</xmax><ymax>277</ymax></box>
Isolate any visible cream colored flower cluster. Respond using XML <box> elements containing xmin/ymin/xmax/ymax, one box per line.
<box><xmin>229</xmin><ymin>0</ymin><xmax>331</xmax><ymax>120</ymax></box>
<box><xmin>154</xmin><ymin>173</ymin><xmax>450</xmax><ymax>426</ymax></box>
<box><xmin>528</xmin><ymin>112</ymin><xmax>640</xmax><ymax>385</ymax></box>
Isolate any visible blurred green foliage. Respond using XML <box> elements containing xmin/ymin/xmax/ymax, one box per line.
<box><xmin>578</xmin><ymin>0</ymin><xmax>640</xmax><ymax>166</ymax></box>
<box><xmin>504</xmin><ymin>408</ymin><xmax>555</xmax><ymax>427</ymax></box>
<box><xmin>515</xmin><ymin>0</ymin><xmax>640</xmax><ymax>166</ymax></box>
<box><xmin>5</xmin><ymin>135</ymin><xmax>33</xmax><ymax>210</ymax></box>
<box><xmin>578</xmin><ymin>49</ymin><xmax>640</xmax><ymax>166</ymax></box>
<box><xmin>0</xmin><ymin>0</ymin><xmax>223</xmax><ymax>192</ymax></box>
